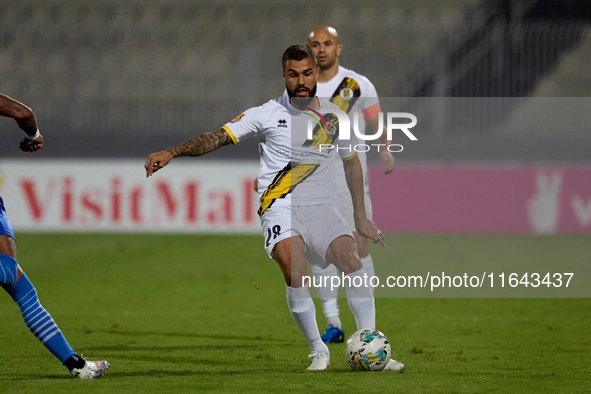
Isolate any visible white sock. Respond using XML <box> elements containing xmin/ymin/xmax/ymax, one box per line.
<box><xmin>286</xmin><ymin>285</ymin><xmax>328</xmax><ymax>356</ymax></box>
<box><xmin>345</xmin><ymin>268</ymin><xmax>376</xmax><ymax>330</ymax></box>
<box><xmin>312</xmin><ymin>264</ymin><xmax>341</xmax><ymax>327</ymax></box>
<box><xmin>360</xmin><ymin>255</ymin><xmax>375</xmax><ymax>295</ymax></box>
<box><xmin>360</xmin><ymin>255</ymin><xmax>375</xmax><ymax>279</ymax></box>
<box><xmin>325</xmin><ymin>306</ymin><xmax>342</xmax><ymax>329</ymax></box>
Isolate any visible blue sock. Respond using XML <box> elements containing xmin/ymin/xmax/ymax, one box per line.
<box><xmin>3</xmin><ymin>262</ymin><xmax>76</xmax><ymax>363</ymax></box>
<box><xmin>0</xmin><ymin>253</ymin><xmax>18</xmax><ymax>285</ymax></box>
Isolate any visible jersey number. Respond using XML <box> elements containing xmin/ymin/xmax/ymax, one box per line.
<box><xmin>265</xmin><ymin>225</ymin><xmax>282</xmax><ymax>247</ymax></box>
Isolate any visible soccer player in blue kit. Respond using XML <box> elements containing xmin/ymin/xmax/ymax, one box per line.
<box><xmin>0</xmin><ymin>93</ymin><xmax>110</xmax><ymax>379</ymax></box>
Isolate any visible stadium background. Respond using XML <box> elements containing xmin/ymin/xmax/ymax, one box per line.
<box><xmin>1</xmin><ymin>0</ymin><xmax>590</xmax><ymax>161</ymax></box>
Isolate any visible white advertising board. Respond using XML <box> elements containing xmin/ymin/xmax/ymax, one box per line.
<box><xmin>0</xmin><ymin>159</ymin><xmax>260</xmax><ymax>233</ymax></box>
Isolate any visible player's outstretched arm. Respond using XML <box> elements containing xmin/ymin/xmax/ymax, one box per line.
<box><xmin>144</xmin><ymin>128</ymin><xmax>233</xmax><ymax>177</ymax></box>
<box><xmin>367</xmin><ymin>115</ymin><xmax>394</xmax><ymax>174</ymax></box>
<box><xmin>0</xmin><ymin>93</ymin><xmax>43</xmax><ymax>152</ymax></box>
<box><xmin>342</xmin><ymin>154</ymin><xmax>386</xmax><ymax>247</ymax></box>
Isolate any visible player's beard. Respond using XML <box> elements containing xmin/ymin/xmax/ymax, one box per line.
<box><xmin>319</xmin><ymin>55</ymin><xmax>337</xmax><ymax>71</ymax></box>
<box><xmin>286</xmin><ymin>83</ymin><xmax>317</xmax><ymax>107</ymax></box>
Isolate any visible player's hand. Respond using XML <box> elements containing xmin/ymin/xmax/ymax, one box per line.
<box><xmin>355</xmin><ymin>216</ymin><xmax>386</xmax><ymax>247</ymax></box>
<box><xmin>253</xmin><ymin>178</ymin><xmax>258</xmax><ymax>192</ymax></box>
<box><xmin>380</xmin><ymin>150</ymin><xmax>395</xmax><ymax>174</ymax></box>
<box><xmin>19</xmin><ymin>134</ymin><xmax>43</xmax><ymax>152</ymax></box>
<box><xmin>145</xmin><ymin>150</ymin><xmax>174</xmax><ymax>177</ymax></box>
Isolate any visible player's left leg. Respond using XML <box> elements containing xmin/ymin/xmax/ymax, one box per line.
<box><xmin>316</xmin><ymin>191</ymin><xmax>376</xmax><ymax>343</ymax></box>
<box><xmin>353</xmin><ymin>195</ymin><xmax>404</xmax><ymax>371</ymax></box>
<box><xmin>325</xmin><ymin>235</ymin><xmax>405</xmax><ymax>372</ymax></box>
<box><xmin>305</xmin><ymin>204</ymin><xmax>404</xmax><ymax>371</ymax></box>
<box><xmin>326</xmin><ymin>235</ymin><xmax>376</xmax><ymax>330</ymax></box>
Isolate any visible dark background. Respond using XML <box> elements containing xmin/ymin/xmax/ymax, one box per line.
<box><xmin>1</xmin><ymin>0</ymin><xmax>590</xmax><ymax>162</ymax></box>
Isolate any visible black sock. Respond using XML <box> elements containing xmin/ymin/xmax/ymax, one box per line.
<box><xmin>63</xmin><ymin>354</ymin><xmax>86</xmax><ymax>371</ymax></box>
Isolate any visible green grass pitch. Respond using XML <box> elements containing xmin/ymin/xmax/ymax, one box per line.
<box><xmin>1</xmin><ymin>234</ymin><xmax>590</xmax><ymax>393</ymax></box>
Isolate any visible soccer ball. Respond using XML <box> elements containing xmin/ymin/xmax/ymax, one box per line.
<box><xmin>345</xmin><ymin>328</ymin><xmax>391</xmax><ymax>371</ymax></box>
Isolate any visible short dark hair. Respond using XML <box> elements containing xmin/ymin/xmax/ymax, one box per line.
<box><xmin>282</xmin><ymin>44</ymin><xmax>318</xmax><ymax>69</ymax></box>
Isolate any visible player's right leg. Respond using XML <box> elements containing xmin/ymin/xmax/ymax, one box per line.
<box><xmin>261</xmin><ymin>208</ymin><xmax>329</xmax><ymax>370</ymax></box>
<box><xmin>273</xmin><ymin>237</ymin><xmax>330</xmax><ymax>370</ymax></box>
<box><xmin>1</xmin><ymin>232</ymin><xmax>109</xmax><ymax>378</ymax></box>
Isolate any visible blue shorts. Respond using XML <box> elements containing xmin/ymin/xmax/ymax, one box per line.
<box><xmin>0</xmin><ymin>196</ymin><xmax>16</xmax><ymax>240</ymax></box>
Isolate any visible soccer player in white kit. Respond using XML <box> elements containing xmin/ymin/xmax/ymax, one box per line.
<box><xmin>145</xmin><ymin>44</ymin><xmax>404</xmax><ymax>371</ymax></box>
<box><xmin>308</xmin><ymin>26</ymin><xmax>400</xmax><ymax>363</ymax></box>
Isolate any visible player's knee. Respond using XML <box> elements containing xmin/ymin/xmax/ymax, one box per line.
<box><xmin>0</xmin><ymin>253</ymin><xmax>19</xmax><ymax>286</ymax></box>
<box><xmin>278</xmin><ymin>262</ymin><xmax>293</xmax><ymax>286</ymax></box>
<box><xmin>275</xmin><ymin>258</ymin><xmax>308</xmax><ymax>287</ymax></box>
<box><xmin>291</xmin><ymin>262</ymin><xmax>309</xmax><ymax>288</ymax></box>
<box><xmin>328</xmin><ymin>237</ymin><xmax>362</xmax><ymax>275</ymax></box>
<box><xmin>339</xmin><ymin>253</ymin><xmax>362</xmax><ymax>275</ymax></box>
<box><xmin>5</xmin><ymin>271</ymin><xmax>35</xmax><ymax>302</ymax></box>
<box><xmin>273</xmin><ymin>249</ymin><xmax>293</xmax><ymax>286</ymax></box>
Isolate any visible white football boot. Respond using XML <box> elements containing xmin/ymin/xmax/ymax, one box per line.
<box><xmin>383</xmin><ymin>358</ymin><xmax>405</xmax><ymax>372</ymax></box>
<box><xmin>307</xmin><ymin>353</ymin><xmax>331</xmax><ymax>370</ymax></box>
<box><xmin>71</xmin><ymin>358</ymin><xmax>110</xmax><ymax>379</ymax></box>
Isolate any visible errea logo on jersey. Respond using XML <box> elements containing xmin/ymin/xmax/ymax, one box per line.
<box><xmin>306</xmin><ymin>109</ymin><xmax>418</xmax><ymax>153</ymax></box>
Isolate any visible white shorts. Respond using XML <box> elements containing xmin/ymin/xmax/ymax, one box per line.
<box><xmin>260</xmin><ymin>204</ymin><xmax>354</xmax><ymax>268</ymax></box>
<box><xmin>336</xmin><ymin>191</ymin><xmax>373</xmax><ymax>232</ymax></box>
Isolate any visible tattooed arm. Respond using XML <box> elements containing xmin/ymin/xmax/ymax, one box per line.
<box><xmin>144</xmin><ymin>128</ymin><xmax>234</xmax><ymax>177</ymax></box>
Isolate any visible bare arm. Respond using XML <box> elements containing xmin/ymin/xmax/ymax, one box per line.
<box><xmin>367</xmin><ymin>115</ymin><xmax>395</xmax><ymax>174</ymax></box>
<box><xmin>342</xmin><ymin>154</ymin><xmax>386</xmax><ymax>247</ymax></box>
<box><xmin>144</xmin><ymin>128</ymin><xmax>234</xmax><ymax>177</ymax></box>
<box><xmin>0</xmin><ymin>94</ymin><xmax>38</xmax><ymax>134</ymax></box>
<box><xmin>0</xmin><ymin>93</ymin><xmax>43</xmax><ymax>152</ymax></box>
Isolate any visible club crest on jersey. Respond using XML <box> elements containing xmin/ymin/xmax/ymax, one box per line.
<box><xmin>339</xmin><ymin>87</ymin><xmax>354</xmax><ymax>101</ymax></box>
<box><xmin>325</xmin><ymin>121</ymin><xmax>337</xmax><ymax>135</ymax></box>
<box><xmin>230</xmin><ymin>113</ymin><xmax>245</xmax><ymax>123</ymax></box>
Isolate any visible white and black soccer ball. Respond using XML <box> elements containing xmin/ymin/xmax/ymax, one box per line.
<box><xmin>345</xmin><ymin>328</ymin><xmax>391</xmax><ymax>371</ymax></box>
